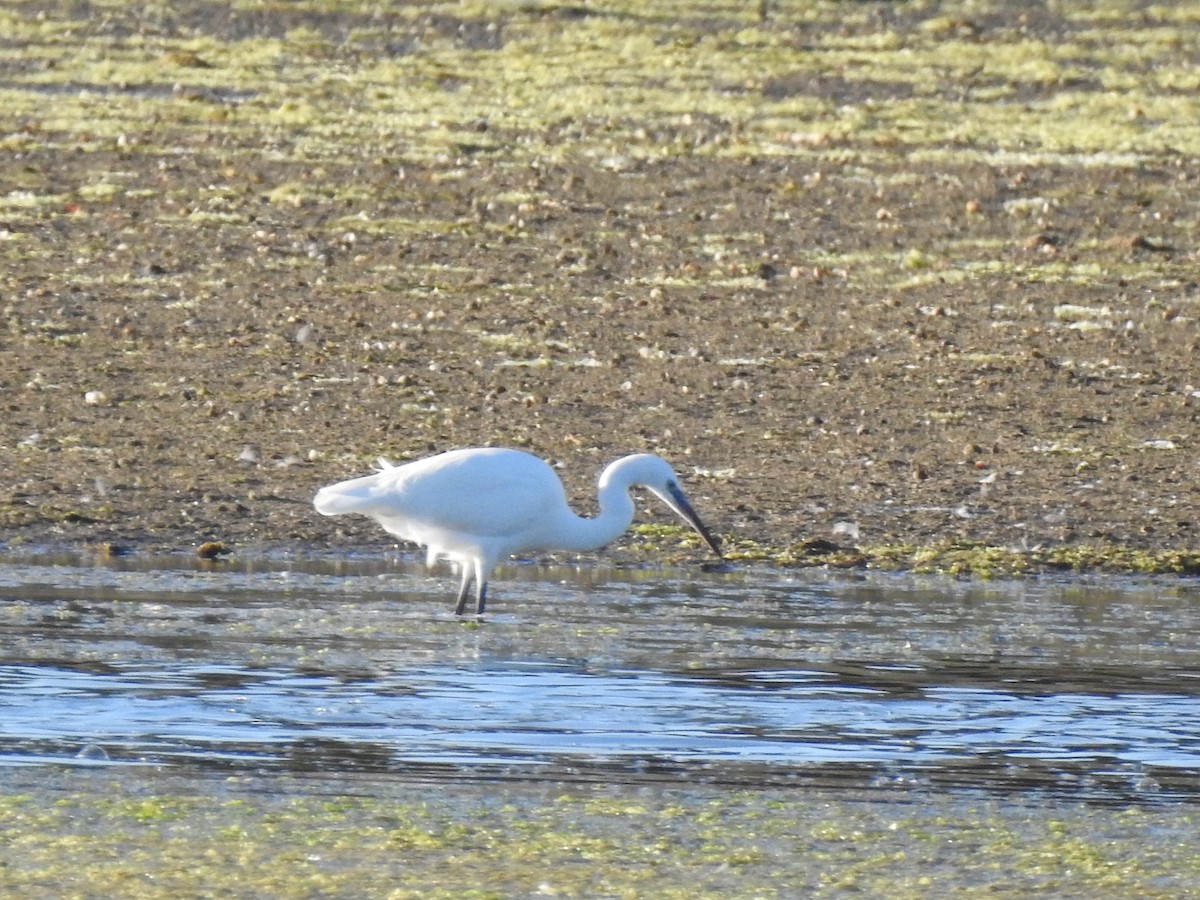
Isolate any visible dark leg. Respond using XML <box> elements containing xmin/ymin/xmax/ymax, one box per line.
<box><xmin>475</xmin><ymin>581</ymin><xmax>487</xmax><ymax>616</ymax></box>
<box><xmin>454</xmin><ymin>573</ymin><xmax>474</xmax><ymax>616</ymax></box>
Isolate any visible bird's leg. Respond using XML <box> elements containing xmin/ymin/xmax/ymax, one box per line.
<box><xmin>475</xmin><ymin>580</ymin><xmax>487</xmax><ymax>616</ymax></box>
<box><xmin>454</xmin><ymin>567</ymin><xmax>474</xmax><ymax>616</ymax></box>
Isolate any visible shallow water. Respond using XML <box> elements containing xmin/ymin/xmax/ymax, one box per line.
<box><xmin>1</xmin><ymin>552</ymin><xmax>1199</xmax><ymax>804</ymax></box>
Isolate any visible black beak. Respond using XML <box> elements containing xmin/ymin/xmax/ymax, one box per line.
<box><xmin>665</xmin><ymin>484</ymin><xmax>723</xmax><ymax>557</ymax></box>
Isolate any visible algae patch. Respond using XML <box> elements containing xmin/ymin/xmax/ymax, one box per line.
<box><xmin>0</xmin><ymin>772</ymin><xmax>1197</xmax><ymax>899</ymax></box>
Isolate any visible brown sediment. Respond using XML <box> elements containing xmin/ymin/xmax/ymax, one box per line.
<box><xmin>1</xmin><ymin>0</ymin><xmax>1198</xmax><ymax>575</ymax></box>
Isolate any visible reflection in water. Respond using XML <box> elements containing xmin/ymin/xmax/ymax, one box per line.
<box><xmin>0</xmin><ymin>552</ymin><xmax>1198</xmax><ymax>802</ymax></box>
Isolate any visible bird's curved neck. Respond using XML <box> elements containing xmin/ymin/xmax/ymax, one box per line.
<box><xmin>552</xmin><ymin>468</ymin><xmax>637</xmax><ymax>552</ymax></box>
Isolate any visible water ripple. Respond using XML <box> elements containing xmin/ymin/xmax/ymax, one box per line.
<box><xmin>1</xmin><ymin>554</ymin><xmax>1199</xmax><ymax>801</ymax></box>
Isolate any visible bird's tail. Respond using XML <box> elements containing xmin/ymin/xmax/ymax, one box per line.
<box><xmin>313</xmin><ymin>471</ymin><xmax>389</xmax><ymax>517</ymax></box>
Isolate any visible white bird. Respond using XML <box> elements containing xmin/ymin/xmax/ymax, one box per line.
<box><xmin>313</xmin><ymin>447</ymin><xmax>722</xmax><ymax>615</ymax></box>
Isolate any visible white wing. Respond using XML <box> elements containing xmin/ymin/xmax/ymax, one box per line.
<box><xmin>379</xmin><ymin>449</ymin><xmax>564</xmax><ymax>540</ymax></box>
<box><xmin>315</xmin><ymin>448</ymin><xmax>567</xmax><ymax>548</ymax></box>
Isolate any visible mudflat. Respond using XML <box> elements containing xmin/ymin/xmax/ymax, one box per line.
<box><xmin>2</xmin><ymin>1</ymin><xmax>1199</xmax><ymax>573</ymax></box>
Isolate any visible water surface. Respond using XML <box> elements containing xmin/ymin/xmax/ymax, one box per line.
<box><xmin>1</xmin><ymin>552</ymin><xmax>1198</xmax><ymax>804</ymax></box>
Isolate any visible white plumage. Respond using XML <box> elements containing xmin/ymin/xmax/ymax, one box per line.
<box><xmin>313</xmin><ymin>447</ymin><xmax>721</xmax><ymax>614</ymax></box>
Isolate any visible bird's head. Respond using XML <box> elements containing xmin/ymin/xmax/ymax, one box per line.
<box><xmin>614</xmin><ymin>454</ymin><xmax>723</xmax><ymax>557</ymax></box>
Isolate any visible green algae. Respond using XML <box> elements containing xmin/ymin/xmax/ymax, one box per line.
<box><xmin>1</xmin><ymin>772</ymin><xmax>1198</xmax><ymax>899</ymax></box>
<box><xmin>5</xmin><ymin>0</ymin><xmax>1197</xmax><ymax>165</ymax></box>
<box><xmin>628</xmin><ymin>525</ymin><xmax>1200</xmax><ymax>578</ymax></box>
<box><xmin>711</xmin><ymin>535</ymin><xmax>1200</xmax><ymax>579</ymax></box>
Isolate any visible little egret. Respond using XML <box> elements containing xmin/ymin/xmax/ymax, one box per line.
<box><xmin>313</xmin><ymin>447</ymin><xmax>722</xmax><ymax>615</ymax></box>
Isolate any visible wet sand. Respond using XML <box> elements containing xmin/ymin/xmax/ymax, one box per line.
<box><xmin>1</xmin><ymin>1</ymin><xmax>1199</xmax><ymax>575</ymax></box>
